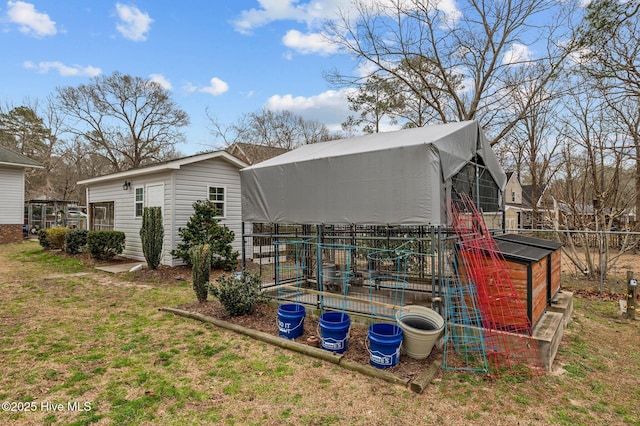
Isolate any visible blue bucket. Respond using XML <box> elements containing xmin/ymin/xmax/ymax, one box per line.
<box><xmin>319</xmin><ymin>311</ymin><xmax>351</xmax><ymax>353</ymax></box>
<box><xmin>277</xmin><ymin>304</ymin><xmax>306</xmax><ymax>339</ymax></box>
<box><xmin>367</xmin><ymin>323</ymin><xmax>403</xmax><ymax>369</ymax></box>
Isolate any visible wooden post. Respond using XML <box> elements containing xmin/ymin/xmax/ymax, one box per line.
<box><xmin>627</xmin><ymin>271</ymin><xmax>637</xmax><ymax>320</ymax></box>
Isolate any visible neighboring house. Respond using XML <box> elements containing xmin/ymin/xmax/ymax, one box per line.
<box><xmin>77</xmin><ymin>151</ymin><xmax>249</xmax><ymax>266</ymax></box>
<box><xmin>504</xmin><ymin>172</ymin><xmax>561</xmax><ymax>229</ymax></box>
<box><xmin>556</xmin><ymin>202</ymin><xmax>636</xmax><ymax>231</ymax></box>
<box><xmin>504</xmin><ymin>172</ymin><xmax>532</xmax><ymax>229</ymax></box>
<box><xmin>226</xmin><ymin>142</ymin><xmax>289</xmax><ymax>166</ymax></box>
<box><xmin>0</xmin><ymin>146</ymin><xmax>43</xmax><ymax>243</ymax></box>
<box><xmin>506</xmin><ymin>172</ymin><xmax>636</xmax><ymax>230</ymax></box>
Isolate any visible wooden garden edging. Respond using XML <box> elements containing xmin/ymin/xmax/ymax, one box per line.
<box><xmin>159</xmin><ymin>307</ymin><xmax>438</xmax><ymax>393</ymax></box>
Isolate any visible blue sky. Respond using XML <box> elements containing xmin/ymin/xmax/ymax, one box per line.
<box><xmin>0</xmin><ymin>1</ymin><xmax>362</xmax><ymax>155</ymax></box>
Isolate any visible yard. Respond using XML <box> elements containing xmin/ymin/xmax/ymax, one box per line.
<box><xmin>1</xmin><ymin>241</ymin><xmax>639</xmax><ymax>425</ymax></box>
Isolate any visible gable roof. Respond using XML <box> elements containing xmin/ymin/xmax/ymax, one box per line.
<box><xmin>77</xmin><ymin>150</ymin><xmax>248</xmax><ymax>185</ymax></box>
<box><xmin>226</xmin><ymin>142</ymin><xmax>289</xmax><ymax>165</ymax></box>
<box><xmin>522</xmin><ymin>184</ymin><xmax>534</xmax><ymax>206</ymax></box>
<box><xmin>0</xmin><ymin>146</ymin><xmax>43</xmax><ymax>168</ymax></box>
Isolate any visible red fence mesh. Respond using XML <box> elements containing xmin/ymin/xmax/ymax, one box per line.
<box><xmin>449</xmin><ymin>193</ymin><xmax>544</xmax><ymax>376</ymax></box>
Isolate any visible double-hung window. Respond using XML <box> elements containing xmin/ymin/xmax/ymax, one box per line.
<box><xmin>135</xmin><ymin>187</ymin><xmax>144</xmax><ymax>217</ymax></box>
<box><xmin>208</xmin><ymin>186</ymin><xmax>225</xmax><ymax>218</ymax></box>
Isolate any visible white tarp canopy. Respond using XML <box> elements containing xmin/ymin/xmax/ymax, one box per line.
<box><xmin>240</xmin><ymin>120</ymin><xmax>506</xmax><ymax>225</ymax></box>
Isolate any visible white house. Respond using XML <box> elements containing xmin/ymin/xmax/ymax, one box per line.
<box><xmin>504</xmin><ymin>172</ymin><xmax>532</xmax><ymax>229</ymax></box>
<box><xmin>0</xmin><ymin>146</ymin><xmax>43</xmax><ymax>244</ymax></box>
<box><xmin>77</xmin><ymin>151</ymin><xmax>249</xmax><ymax>266</ymax></box>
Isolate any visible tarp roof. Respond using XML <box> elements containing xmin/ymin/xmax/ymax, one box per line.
<box><xmin>240</xmin><ymin>120</ymin><xmax>506</xmax><ymax>225</ymax></box>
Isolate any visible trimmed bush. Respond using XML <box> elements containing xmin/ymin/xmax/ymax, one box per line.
<box><xmin>65</xmin><ymin>229</ymin><xmax>88</xmax><ymax>254</ymax></box>
<box><xmin>87</xmin><ymin>231</ymin><xmax>125</xmax><ymax>260</ymax></box>
<box><xmin>190</xmin><ymin>244</ymin><xmax>211</xmax><ymax>303</ymax></box>
<box><xmin>140</xmin><ymin>207</ymin><xmax>164</xmax><ymax>270</ymax></box>
<box><xmin>209</xmin><ymin>271</ymin><xmax>264</xmax><ymax>316</ymax></box>
<box><xmin>38</xmin><ymin>229</ymin><xmax>49</xmax><ymax>249</ymax></box>
<box><xmin>45</xmin><ymin>227</ymin><xmax>69</xmax><ymax>250</ymax></box>
<box><xmin>171</xmin><ymin>200</ymin><xmax>239</xmax><ymax>271</ymax></box>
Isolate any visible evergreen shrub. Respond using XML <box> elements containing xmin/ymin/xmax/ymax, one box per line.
<box><xmin>87</xmin><ymin>231</ymin><xmax>125</xmax><ymax>260</ymax></box>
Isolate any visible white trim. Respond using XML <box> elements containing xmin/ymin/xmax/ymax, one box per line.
<box><xmin>207</xmin><ymin>185</ymin><xmax>227</xmax><ymax>219</ymax></box>
<box><xmin>77</xmin><ymin>151</ymin><xmax>248</xmax><ymax>185</ymax></box>
<box><xmin>134</xmin><ymin>186</ymin><xmax>144</xmax><ymax>218</ymax></box>
<box><xmin>0</xmin><ymin>161</ymin><xmax>43</xmax><ymax>169</ymax></box>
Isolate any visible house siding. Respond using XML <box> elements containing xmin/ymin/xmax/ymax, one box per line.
<box><xmin>173</xmin><ymin>158</ymin><xmax>244</xmax><ymax>266</ymax></box>
<box><xmin>84</xmin><ymin>157</ymin><xmax>245</xmax><ymax>267</ymax></box>
<box><xmin>86</xmin><ymin>171</ymin><xmax>174</xmax><ymax>265</ymax></box>
<box><xmin>0</xmin><ymin>166</ymin><xmax>25</xmax><ymax>225</ymax></box>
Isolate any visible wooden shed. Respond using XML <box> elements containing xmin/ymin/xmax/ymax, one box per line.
<box><xmin>495</xmin><ymin>234</ymin><xmax>563</xmax><ymax>307</ymax></box>
<box><xmin>492</xmin><ymin>239</ymin><xmax>552</xmax><ymax>329</ymax></box>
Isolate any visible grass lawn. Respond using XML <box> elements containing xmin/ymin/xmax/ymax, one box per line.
<box><xmin>0</xmin><ymin>241</ymin><xmax>639</xmax><ymax>425</ymax></box>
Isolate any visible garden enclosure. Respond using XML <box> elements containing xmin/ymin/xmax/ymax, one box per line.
<box><xmin>240</xmin><ymin>121</ymin><xmax>507</xmax><ymax>321</ymax></box>
<box><xmin>243</xmin><ymin>223</ymin><xmax>450</xmax><ymax>321</ymax></box>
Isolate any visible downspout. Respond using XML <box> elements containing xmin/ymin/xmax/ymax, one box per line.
<box><xmin>241</xmin><ymin>222</ymin><xmax>246</xmax><ymax>270</ymax></box>
<box><xmin>170</xmin><ymin>171</ymin><xmax>176</xmax><ymax>266</ymax></box>
<box><xmin>85</xmin><ymin>186</ymin><xmax>91</xmax><ymax>230</ymax></box>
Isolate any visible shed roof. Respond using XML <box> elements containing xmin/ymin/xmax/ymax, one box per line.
<box><xmin>78</xmin><ymin>150</ymin><xmax>248</xmax><ymax>185</ymax></box>
<box><xmin>226</xmin><ymin>142</ymin><xmax>289</xmax><ymax>165</ymax></box>
<box><xmin>495</xmin><ymin>233</ymin><xmax>563</xmax><ymax>250</ymax></box>
<box><xmin>494</xmin><ymin>239</ymin><xmax>552</xmax><ymax>263</ymax></box>
<box><xmin>0</xmin><ymin>146</ymin><xmax>43</xmax><ymax>168</ymax></box>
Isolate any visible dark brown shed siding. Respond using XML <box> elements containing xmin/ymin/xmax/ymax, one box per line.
<box><xmin>494</xmin><ymin>234</ymin><xmax>563</xmax><ymax>305</ymax></box>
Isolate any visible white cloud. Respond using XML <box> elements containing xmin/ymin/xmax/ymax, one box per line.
<box><xmin>265</xmin><ymin>87</ymin><xmax>406</xmax><ymax>133</ymax></box>
<box><xmin>502</xmin><ymin>43</ymin><xmax>533</xmax><ymax>65</ymax></box>
<box><xmin>233</xmin><ymin>0</ymin><xmax>348</xmax><ymax>34</ymax></box>
<box><xmin>23</xmin><ymin>60</ymin><xmax>101</xmax><ymax>77</ymax></box>
<box><xmin>149</xmin><ymin>73</ymin><xmax>172</xmax><ymax>90</ymax></box>
<box><xmin>282</xmin><ymin>30</ymin><xmax>339</xmax><ymax>55</ymax></box>
<box><xmin>182</xmin><ymin>78</ymin><xmax>229</xmax><ymax>96</ymax></box>
<box><xmin>115</xmin><ymin>3</ymin><xmax>153</xmax><ymax>41</ymax></box>
<box><xmin>234</xmin><ymin>0</ymin><xmax>312</xmax><ymax>34</ymax></box>
<box><xmin>266</xmin><ymin>88</ymin><xmax>354</xmax><ymax>131</ymax></box>
<box><xmin>7</xmin><ymin>1</ymin><xmax>56</xmax><ymax>37</ymax></box>
<box><xmin>435</xmin><ymin>0</ymin><xmax>462</xmax><ymax>26</ymax></box>
<box><xmin>234</xmin><ymin>0</ymin><xmax>461</xmax><ymax>34</ymax></box>
<box><xmin>199</xmin><ymin>77</ymin><xmax>229</xmax><ymax>96</ymax></box>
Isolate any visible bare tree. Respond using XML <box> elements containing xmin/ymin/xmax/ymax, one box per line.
<box><xmin>554</xmin><ymin>83</ymin><xmax>635</xmax><ymax>279</ymax></box>
<box><xmin>500</xmin><ymin>63</ymin><xmax>566</xmax><ymax>228</ymax></box>
<box><xmin>56</xmin><ymin>136</ymin><xmax>114</xmax><ymax>203</ymax></box>
<box><xmin>208</xmin><ymin>108</ymin><xmax>338</xmax><ymax>149</ymax></box>
<box><xmin>577</xmin><ymin>0</ymin><xmax>640</xmax><ymax>227</ymax></box>
<box><xmin>324</xmin><ymin>0</ymin><xmax>579</xmax><ymax>144</ymax></box>
<box><xmin>56</xmin><ymin>71</ymin><xmax>188</xmax><ymax>172</ymax></box>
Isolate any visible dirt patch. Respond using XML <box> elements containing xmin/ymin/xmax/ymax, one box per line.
<box><xmin>177</xmin><ymin>298</ymin><xmax>442</xmax><ymax>383</ymax></box>
<box><xmin>74</xmin><ymin>252</ymin><xmax>443</xmax><ymax>381</ymax></box>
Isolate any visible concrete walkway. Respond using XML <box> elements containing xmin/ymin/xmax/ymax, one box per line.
<box><xmin>95</xmin><ymin>262</ymin><xmax>145</xmax><ymax>274</ymax></box>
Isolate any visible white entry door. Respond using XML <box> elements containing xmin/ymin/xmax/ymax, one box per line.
<box><xmin>146</xmin><ymin>183</ymin><xmax>164</xmax><ymax>210</ymax></box>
